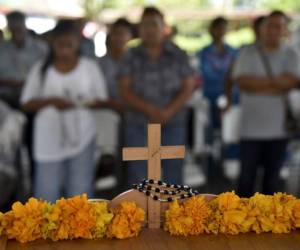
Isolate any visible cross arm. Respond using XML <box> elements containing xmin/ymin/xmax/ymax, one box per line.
<box><xmin>122</xmin><ymin>147</ymin><xmax>148</xmax><ymax>161</ymax></box>
<box><xmin>161</xmin><ymin>146</ymin><xmax>185</xmax><ymax>159</ymax></box>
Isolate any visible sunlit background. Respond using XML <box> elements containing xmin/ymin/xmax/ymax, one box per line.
<box><xmin>0</xmin><ymin>0</ymin><xmax>299</xmax><ymax>57</ymax></box>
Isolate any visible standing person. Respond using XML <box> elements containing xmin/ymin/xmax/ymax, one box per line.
<box><xmin>197</xmin><ymin>17</ymin><xmax>237</xmax><ymax>178</ymax></box>
<box><xmin>233</xmin><ymin>11</ymin><xmax>299</xmax><ymax>197</ymax></box>
<box><xmin>0</xmin><ymin>11</ymin><xmax>47</xmax><ymax>108</ymax></box>
<box><xmin>0</xmin><ymin>11</ymin><xmax>47</xmax><ymax>201</ymax></box>
<box><xmin>224</xmin><ymin>15</ymin><xmax>267</xmax><ymax>108</ymax></box>
<box><xmin>96</xmin><ymin>18</ymin><xmax>133</xmax><ymax>190</ymax></box>
<box><xmin>220</xmin><ymin>16</ymin><xmax>267</xmax><ymax>182</ymax></box>
<box><xmin>21</xmin><ymin>20</ymin><xmax>108</xmax><ymax>202</ymax></box>
<box><xmin>252</xmin><ymin>16</ymin><xmax>267</xmax><ymax>45</ymax></box>
<box><xmin>119</xmin><ymin>7</ymin><xmax>195</xmax><ymax>185</ymax></box>
<box><xmin>74</xmin><ymin>18</ymin><xmax>96</xmax><ymax>58</ymax></box>
<box><xmin>99</xmin><ymin>18</ymin><xmax>134</xmax><ymax>113</ymax></box>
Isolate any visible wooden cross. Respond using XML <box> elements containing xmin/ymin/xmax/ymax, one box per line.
<box><xmin>122</xmin><ymin>124</ymin><xmax>185</xmax><ymax>229</ymax></box>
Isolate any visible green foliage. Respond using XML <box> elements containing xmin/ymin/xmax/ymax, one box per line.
<box><xmin>79</xmin><ymin>0</ymin><xmax>297</xmax><ymax>54</ymax></box>
<box><xmin>171</xmin><ymin>19</ymin><xmax>209</xmax><ymax>35</ymax></box>
<box><xmin>156</xmin><ymin>0</ymin><xmax>211</xmax><ymax>9</ymax></box>
<box><xmin>174</xmin><ymin>34</ymin><xmax>210</xmax><ymax>54</ymax></box>
<box><xmin>80</xmin><ymin>0</ymin><xmax>146</xmax><ymax>20</ymax></box>
<box><xmin>80</xmin><ymin>0</ymin><xmax>104</xmax><ymax>21</ymax></box>
<box><xmin>101</xmin><ymin>0</ymin><xmax>145</xmax><ymax>9</ymax></box>
<box><xmin>225</xmin><ymin>27</ymin><xmax>254</xmax><ymax>47</ymax></box>
<box><xmin>174</xmin><ymin>27</ymin><xmax>254</xmax><ymax>54</ymax></box>
<box><xmin>258</xmin><ymin>0</ymin><xmax>300</xmax><ymax>11</ymax></box>
<box><xmin>81</xmin><ymin>0</ymin><xmax>212</xmax><ymax>17</ymax></box>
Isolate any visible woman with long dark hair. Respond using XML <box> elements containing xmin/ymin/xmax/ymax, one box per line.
<box><xmin>21</xmin><ymin>20</ymin><xmax>108</xmax><ymax>202</ymax></box>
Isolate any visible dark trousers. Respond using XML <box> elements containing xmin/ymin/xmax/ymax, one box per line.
<box><xmin>237</xmin><ymin>139</ymin><xmax>287</xmax><ymax>198</ymax></box>
<box><xmin>205</xmin><ymin>101</ymin><xmax>222</xmax><ymax>178</ymax></box>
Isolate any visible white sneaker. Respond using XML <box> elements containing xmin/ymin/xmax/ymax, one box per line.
<box><xmin>184</xmin><ymin>162</ymin><xmax>207</xmax><ymax>187</ymax></box>
<box><xmin>223</xmin><ymin>160</ymin><xmax>240</xmax><ymax>181</ymax></box>
<box><xmin>94</xmin><ymin>175</ymin><xmax>117</xmax><ymax>191</ymax></box>
<box><xmin>280</xmin><ymin>166</ymin><xmax>290</xmax><ymax>180</ymax></box>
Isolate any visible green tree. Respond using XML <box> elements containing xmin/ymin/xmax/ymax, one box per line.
<box><xmin>257</xmin><ymin>0</ymin><xmax>300</xmax><ymax>12</ymax></box>
<box><xmin>81</xmin><ymin>0</ymin><xmax>148</xmax><ymax>21</ymax></box>
<box><xmin>157</xmin><ymin>0</ymin><xmax>211</xmax><ymax>9</ymax></box>
<box><xmin>80</xmin><ymin>0</ymin><xmax>104</xmax><ymax>21</ymax></box>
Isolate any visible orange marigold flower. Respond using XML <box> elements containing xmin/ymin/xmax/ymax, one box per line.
<box><xmin>0</xmin><ymin>211</ymin><xmax>14</xmax><ymax>237</ymax></box>
<box><xmin>107</xmin><ymin>201</ymin><xmax>145</xmax><ymax>239</ymax></box>
<box><xmin>204</xmin><ymin>198</ymin><xmax>219</xmax><ymax>234</ymax></box>
<box><xmin>0</xmin><ymin>212</ymin><xmax>3</xmax><ymax>236</ymax></box>
<box><xmin>164</xmin><ymin>199</ymin><xmax>192</xmax><ymax>236</ymax></box>
<box><xmin>218</xmin><ymin>191</ymin><xmax>240</xmax><ymax>211</ymax></box>
<box><xmin>164</xmin><ymin>196</ymin><xmax>211</xmax><ymax>236</ymax></box>
<box><xmin>5</xmin><ymin>198</ymin><xmax>48</xmax><ymax>243</ymax></box>
<box><xmin>43</xmin><ymin>194</ymin><xmax>97</xmax><ymax>241</ymax></box>
<box><xmin>292</xmin><ymin>200</ymin><xmax>300</xmax><ymax>228</ymax></box>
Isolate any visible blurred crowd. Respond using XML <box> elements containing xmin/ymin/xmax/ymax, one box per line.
<box><xmin>1</xmin><ymin>6</ymin><xmax>300</xmax><ymax>209</ymax></box>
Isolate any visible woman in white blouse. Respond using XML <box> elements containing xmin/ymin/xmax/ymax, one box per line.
<box><xmin>21</xmin><ymin>20</ymin><xmax>108</xmax><ymax>202</ymax></box>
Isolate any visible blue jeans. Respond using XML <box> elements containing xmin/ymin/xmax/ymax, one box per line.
<box><xmin>34</xmin><ymin>140</ymin><xmax>96</xmax><ymax>203</ymax></box>
<box><xmin>124</xmin><ymin>123</ymin><xmax>186</xmax><ymax>186</ymax></box>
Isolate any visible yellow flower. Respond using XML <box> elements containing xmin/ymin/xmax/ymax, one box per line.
<box><xmin>272</xmin><ymin>193</ymin><xmax>296</xmax><ymax>233</ymax></box>
<box><xmin>91</xmin><ymin>202</ymin><xmax>114</xmax><ymax>239</ymax></box>
<box><xmin>218</xmin><ymin>191</ymin><xmax>240</xmax><ymax>211</ymax></box>
<box><xmin>292</xmin><ymin>200</ymin><xmax>300</xmax><ymax>228</ymax></box>
<box><xmin>5</xmin><ymin>198</ymin><xmax>48</xmax><ymax>243</ymax></box>
<box><xmin>205</xmin><ymin>192</ymin><xmax>250</xmax><ymax>235</ymax></box>
<box><xmin>248</xmin><ymin>192</ymin><xmax>296</xmax><ymax>234</ymax></box>
<box><xmin>164</xmin><ymin>200</ymin><xmax>191</xmax><ymax>236</ymax></box>
<box><xmin>164</xmin><ymin>196</ymin><xmax>211</xmax><ymax>236</ymax></box>
<box><xmin>107</xmin><ymin>201</ymin><xmax>145</xmax><ymax>239</ymax></box>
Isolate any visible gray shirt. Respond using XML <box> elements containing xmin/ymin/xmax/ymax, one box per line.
<box><xmin>0</xmin><ymin>36</ymin><xmax>47</xmax><ymax>81</ymax></box>
<box><xmin>99</xmin><ymin>54</ymin><xmax>121</xmax><ymax>100</ymax></box>
<box><xmin>119</xmin><ymin>42</ymin><xmax>194</xmax><ymax>125</ymax></box>
<box><xmin>232</xmin><ymin>44</ymin><xmax>299</xmax><ymax>139</ymax></box>
<box><xmin>0</xmin><ymin>37</ymin><xmax>47</xmax><ymax>107</ymax></box>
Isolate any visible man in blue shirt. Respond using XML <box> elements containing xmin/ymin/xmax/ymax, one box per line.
<box><xmin>197</xmin><ymin>17</ymin><xmax>237</xmax><ymax>178</ymax></box>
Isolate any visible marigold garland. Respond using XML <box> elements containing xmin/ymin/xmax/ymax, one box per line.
<box><xmin>107</xmin><ymin>201</ymin><xmax>145</xmax><ymax>239</ymax></box>
<box><xmin>1</xmin><ymin>192</ymin><xmax>300</xmax><ymax>243</ymax></box>
<box><xmin>0</xmin><ymin>194</ymin><xmax>119</xmax><ymax>243</ymax></box>
<box><xmin>165</xmin><ymin>191</ymin><xmax>300</xmax><ymax>236</ymax></box>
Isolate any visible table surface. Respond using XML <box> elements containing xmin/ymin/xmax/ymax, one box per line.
<box><xmin>1</xmin><ymin>230</ymin><xmax>300</xmax><ymax>250</ymax></box>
